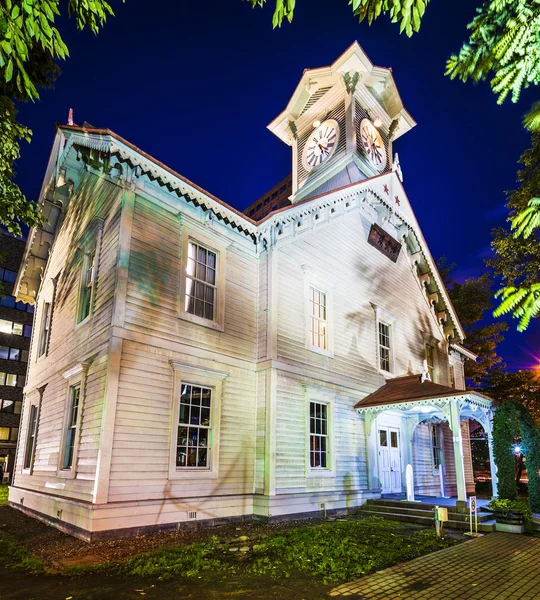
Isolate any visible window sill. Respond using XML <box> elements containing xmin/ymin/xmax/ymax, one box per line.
<box><xmin>178</xmin><ymin>311</ymin><xmax>224</xmax><ymax>332</ymax></box>
<box><xmin>56</xmin><ymin>468</ymin><xmax>76</xmax><ymax>480</ymax></box>
<box><xmin>306</xmin><ymin>468</ymin><xmax>336</xmax><ymax>479</ymax></box>
<box><xmin>379</xmin><ymin>369</ymin><xmax>395</xmax><ymax>379</ymax></box>
<box><xmin>306</xmin><ymin>345</ymin><xmax>334</xmax><ymax>359</ymax></box>
<box><xmin>74</xmin><ymin>315</ymin><xmax>93</xmax><ymax>331</ymax></box>
<box><xmin>168</xmin><ymin>467</ymin><xmax>218</xmax><ymax>480</ymax></box>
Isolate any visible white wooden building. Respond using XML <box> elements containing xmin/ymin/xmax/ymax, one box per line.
<box><xmin>9</xmin><ymin>43</ymin><xmax>497</xmax><ymax>540</ymax></box>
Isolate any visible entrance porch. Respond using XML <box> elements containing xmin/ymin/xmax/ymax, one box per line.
<box><xmin>355</xmin><ymin>374</ymin><xmax>497</xmax><ymax>506</ymax></box>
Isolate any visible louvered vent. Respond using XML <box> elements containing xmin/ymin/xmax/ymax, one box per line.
<box><xmin>355</xmin><ymin>101</ymin><xmax>390</xmax><ymax>171</ymax></box>
<box><xmin>297</xmin><ymin>101</ymin><xmax>347</xmax><ymax>183</ymax></box>
<box><xmin>300</xmin><ymin>86</ymin><xmax>333</xmax><ymax>115</ymax></box>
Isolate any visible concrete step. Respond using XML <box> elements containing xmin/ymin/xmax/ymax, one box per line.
<box><xmin>359</xmin><ymin>509</ymin><xmax>496</xmax><ymax>533</ymax></box>
<box><xmin>363</xmin><ymin>502</ymin><xmax>494</xmax><ymax>523</ymax></box>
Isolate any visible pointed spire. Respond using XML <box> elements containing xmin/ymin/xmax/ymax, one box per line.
<box><xmin>67</xmin><ymin>108</ymin><xmax>74</xmax><ymax>126</ymax></box>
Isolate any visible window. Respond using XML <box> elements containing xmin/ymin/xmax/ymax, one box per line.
<box><xmin>77</xmin><ymin>250</ymin><xmax>96</xmax><ymax>323</ymax></box>
<box><xmin>256</xmin><ymin>203</ymin><xmax>262</xmax><ymax>211</ymax></box>
<box><xmin>0</xmin><ymin>373</ymin><xmax>17</xmax><ymax>387</ymax></box>
<box><xmin>279</xmin><ymin>185</ymin><xmax>286</xmax><ymax>193</ymax></box>
<box><xmin>62</xmin><ymin>385</ymin><xmax>80</xmax><ymax>470</ymax></box>
<box><xmin>176</xmin><ymin>383</ymin><xmax>212</xmax><ymax>468</ymax></box>
<box><xmin>0</xmin><ymin>269</ymin><xmax>17</xmax><ymax>283</ymax></box>
<box><xmin>0</xmin><ymin>296</ymin><xmax>15</xmax><ymax>309</ymax></box>
<box><xmin>272</xmin><ymin>191</ymin><xmax>278</xmax><ymax>199</ymax></box>
<box><xmin>309</xmin><ymin>287</ymin><xmax>327</xmax><ymax>350</ymax></box>
<box><xmin>272</xmin><ymin>205</ymin><xmax>278</xmax><ymax>211</ymax></box>
<box><xmin>425</xmin><ymin>345</ymin><xmax>435</xmax><ymax>381</ymax></box>
<box><xmin>449</xmin><ymin>365</ymin><xmax>455</xmax><ymax>388</ymax></box>
<box><xmin>24</xmin><ymin>405</ymin><xmax>39</xmax><ymax>470</ymax></box>
<box><xmin>378</xmin><ymin>322</ymin><xmax>392</xmax><ymax>372</ymax></box>
<box><xmin>264</xmin><ymin>198</ymin><xmax>270</xmax><ymax>205</ymax></box>
<box><xmin>185</xmin><ymin>242</ymin><xmax>216</xmax><ymax>322</ymax></box>
<box><xmin>0</xmin><ymin>427</ymin><xmax>18</xmax><ymax>441</ymax></box>
<box><xmin>0</xmin><ymin>347</ymin><xmax>27</xmax><ymax>362</ymax></box>
<box><xmin>38</xmin><ymin>302</ymin><xmax>51</xmax><ymax>357</ymax></box>
<box><xmin>310</xmin><ymin>401</ymin><xmax>328</xmax><ymax>468</ymax></box>
<box><xmin>0</xmin><ymin>319</ymin><xmax>23</xmax><ymax>336</ymax></box>
<box><xmin>0</xmin><ymin>400</ymin><xmax>21</xmax><ymax>414</ymax></box>
<box><xmin>249</xmin><ymin>209</ymin><xmax>254</xmax><ymax>216</ymax></box>
<box><xmin>431</xmin><ymin>424</ymin><xmax>442</xmax><ymax>469</ymax></box>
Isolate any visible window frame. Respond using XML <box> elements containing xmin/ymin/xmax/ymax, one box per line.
<box><xmin>23</xmin><ymin>403</ymin><xmax>39</xmax><ymax>472</ymax></box>
<box><xmin>303</xmin><ymin>268</ymin><xmax>334</xmax><ymax>358</ymax></box>
<box><xmin>425</xmin><ymin>344</ymin><xmax>435</xmax><ymax>382</ymax></box>
<box><xmin>74</xmin><ymin>220</ymin><xmax>103</xmax><ymax>328</ymax></box>
<box><xmin>57</xmin><ymin>363</ymin><xmax>88</xmax><ymax>478</ymax></box>
<box><xmin>178</xmin><ymin>228</ymin><xmax>226</xmax><ymax>332</ymax></box>
<box><xmin>37</xmin><ymin>301</ymin><xmax>52</xmax><ymax>358</ymax></box>
<box><xmin>372</xmin><ymin>304</ymin><xmax>397</xmax><ymax>376</ymax></box>
<box><xmin>378</xmin><ymin>321</ymin><xmax>393</xmax><ymax>374</ymax></box>
<box><xmin>305</xmin><ymin>386</ymin><xmax>336</xmax><ymax>478</ymax></box>
<box><xmin>430</xmin><ymin>423</ymin><xmax>443</xmax><ymax>473</ymax></box>
<box><xmin>168</xmin><ymin>361</ymin><xmax>228</xmax><ymax>480</ymax></box>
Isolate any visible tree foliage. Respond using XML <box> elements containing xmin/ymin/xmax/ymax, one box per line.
<box><xmin>250</xmin><ymin>0</ymin><xmax>430</xmax><ymax>35</ymax></box>
<box><xmin>492</xmin><ymin>399</ymin><xmax>540</xmax><ymax>512</ymax></box>
<box><xmin>487</xmin><ymin>368</ymin><xmax>540</xmax><ymax>424</ymax></box>
<box><xmin>445</xmin><ymin>0</ymin><xmax>540</xmax><ymax>105</ymax></box>
<box><xmin>0</xmin><ymin>1</ymin><xmax>118</xmax><ymax>235</ymax></box>
<box><xmin>438</xmin><ymin>257</ymin><xmax>507</xmax><ymax>385</ymax></box>
<box><xmin>488</xmin><ymin>133</ymin><xmax>540</xmax><ymax>330</ymax></box>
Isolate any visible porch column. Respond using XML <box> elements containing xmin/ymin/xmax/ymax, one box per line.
<box><xmin>449</xmin><ymin>401</ymin><xmax>467</xmax><ymax>502</ymax></box>
<box><xmin>485</xmin><ymin>410</ymin><xmax>498</xmax><ymax>498</ymax></box>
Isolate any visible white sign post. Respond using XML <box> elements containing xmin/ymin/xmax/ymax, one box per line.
<box><xmin>468</xmin><ymin>496</ymin><xmax>478</xmax><ymax>537</ymax></box>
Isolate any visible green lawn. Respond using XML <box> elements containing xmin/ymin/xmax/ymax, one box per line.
<box><xmin>0</xmin><ymin>484</ymin><xmax>8</xmax><ymax>506</ymax></box>
<box><xmin>115</xmin><ymin>518</ymin><xmax>459</xmax><ymax>585</ymax></box>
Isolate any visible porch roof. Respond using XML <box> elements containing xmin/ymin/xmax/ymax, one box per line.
<box><xmin>354</xmin><ymin>374</ymin><xmax>493</xmax><ymax>410</ymax></box>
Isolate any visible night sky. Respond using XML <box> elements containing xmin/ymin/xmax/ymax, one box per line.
<box><xmin>12</xmin><ymin>0</ymin><xmax>539</xmax><ymax>371</ymax></box>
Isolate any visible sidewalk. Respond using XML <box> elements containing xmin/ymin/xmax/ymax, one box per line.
<box><xmin>330</xmin><ymin>533</ymin><xmax>540</xmax><ymax>599</ymax></box>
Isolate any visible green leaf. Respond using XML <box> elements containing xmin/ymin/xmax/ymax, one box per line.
<box><xmin>5</xmin><ymin>59</ymin><xmax>13</xmax><ymax>82</ymax></box>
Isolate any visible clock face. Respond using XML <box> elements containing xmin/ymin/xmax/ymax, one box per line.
<box><xmin>360</xmin><ymin>119</ymin><xmax>386</xmax><ymax>171</ymax></box>
<box><xmin>303</xmin><ymin>119</ymin><xmax>340</xmax><ymax>171</ymax></box>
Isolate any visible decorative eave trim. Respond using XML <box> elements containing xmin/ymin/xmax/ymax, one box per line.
<box><xmin>59</xmin><ymin>127</ymin><xmax>259</xmax><ymax>244</ymax></box>
<box><xmin>355</xmin><ymin>392</ymin><xmax>493</xmax><ymax>415</ymax></box>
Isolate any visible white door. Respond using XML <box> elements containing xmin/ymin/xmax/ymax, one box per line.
<box><xmin>378</xmin><ymin>427</ymin><xmax>402</xmax><ymax>494</ymax></box>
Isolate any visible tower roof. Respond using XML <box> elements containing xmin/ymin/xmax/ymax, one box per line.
<box><xmin>268</xmin><ymin>41</ymin><xmax>415</xmax><ymax>146</ymax></box>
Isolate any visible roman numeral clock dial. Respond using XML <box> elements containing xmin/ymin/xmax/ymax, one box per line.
<box><xmin>360</xmin><ymin>118</ymin><xmax>387</xmax><ymax>171</ymax></box>
<box><xmin>302</xmin><ymin>119</ymin><xmax>340</xmax><ymax>171</ymax></box>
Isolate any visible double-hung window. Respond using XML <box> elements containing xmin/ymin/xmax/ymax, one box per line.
<box><xmin>431</xmin><ymin>424</ymin><xmax>442</xmax><ymax>470</ymax></box>
<box><xmin>176</xmin><ymin>383</ymin><xmax>212</xmax><ymax>468</ymax></box>
<box><xmin>449</xmin><ymin>364</ymin><xmax>455</xmax><ymax>388</ymax></box>
<box><xmin>24</xmin><ymin>405</ymin><xmax>39</xmax><ymax>470</ymax></box>
<box><xmin>309</xmin><ymin>287</ymin><xmax>328</xmax><ymax>351</ymax></box>
<box><xmin>38</xmin><ymin>302</ymin><xmax>51</xmax><ymax>357</ymax></box>
<box><xmin>378</xmin><ymin>322</ymin><xmax>392</xmax><ymax>372</ymax></box>
<box><xmin>425</xmin><ymin>345</ymin><xmax>435</xmax><ymax>381</ymax></box>
<box><xmin>309</xmin><ymin>401</ymin><xmax>328</xmax><ymax>469</ymax></box>
<box><xmin>63</xmin><ymin>385</ymin><xmax>80</xmax><ymax>470</ymax></box>
<box><xmin>78</xmin><ymin>250</ymin><xmax>96</xmax><ymax>323</ymax></box>
<box><xmin>185</xmin><ymin>242</ymin><xmax>217</xmax><ymax>322</ymax></box>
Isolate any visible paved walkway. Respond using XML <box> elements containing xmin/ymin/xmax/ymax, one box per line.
<box><xmin>329</xmin><ymin>533</ymin><xmax>540</xmax><ymax>599</ymax></box>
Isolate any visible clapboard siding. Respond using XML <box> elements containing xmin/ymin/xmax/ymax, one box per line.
<box><xmin>13</xmin><ymin>170</ymin><xmax>122</xmax><ymax>502</ymax></box>
<box><xmin>413</xmin><ymin>423</ymin><xmax>440</xmax><ymax>496</ymax></box>
<box><xmin>15</xmin><ymin>348</ymin><xmax>109</xmax><ymax>502</ymax></box>
<box><xmin>275</xmin><ymin>214</ymin><xmax>448</xmax><ymax>390</ymax></box>
<box><xmin>108</xmin><ymin>341</ymin><xmax>256</xmax><ymax>503</ymax></box>
<box><xmin>123</xmin><ymin>198</ymin><xmax>258</xmax><ymax>362</ymax></box>
<box><xmin>275</xmin><ymin>372</ymin><xmax>366</xmax><ymax>494</ymax></box>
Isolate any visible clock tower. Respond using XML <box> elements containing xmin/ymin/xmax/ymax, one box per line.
<box><xmin>267</xmin><ymin>42</ymin><xmax>415</xmax><ymax>203</ymax></box>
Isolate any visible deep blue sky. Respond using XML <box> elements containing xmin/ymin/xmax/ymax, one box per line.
<box><xmin>13</xmin><ymin>0</ymin><xmax>539</xmax><ymax>371</ymax></box>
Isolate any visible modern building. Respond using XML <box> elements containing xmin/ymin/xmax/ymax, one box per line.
<box><xmin>0</xmin><ymin>234</ymin><xmax>33</xmax><ymax>482</ymax></box>
<box><xmin>243</xmin><ymin>174</ymin><xmax>292</xmax><ymax>221</ymax></box>
<box><xmin>9</xmin><ymin>42</ymin><xmax>497</xmax><ymax>541</ymax></box>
